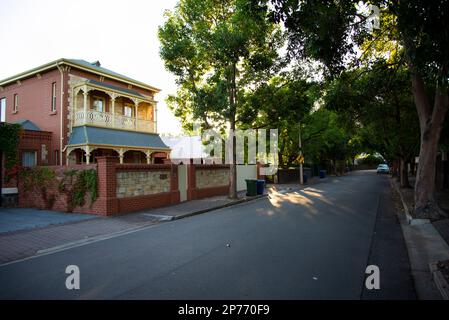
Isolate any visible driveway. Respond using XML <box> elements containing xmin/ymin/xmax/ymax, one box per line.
<box><xmin>0</xmin><ymin>208</ymin><xmax>96</xmax><ymax>234</ymax></box>
<box><xmin>0</xmin><ymin>171</ymin><xmax>416</xmax><ymax>299</ymax></box>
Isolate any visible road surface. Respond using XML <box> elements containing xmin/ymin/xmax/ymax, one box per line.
<box><xmin>0</xmin><ymin>171</ymin><xmax>416</xmax><ymax>299</ymax></box>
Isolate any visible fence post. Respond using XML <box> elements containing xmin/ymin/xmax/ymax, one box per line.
<box><xmin>170</xmin><ymin>164</ymin><xmax>180</xmax><ymax>204</ymax></box>
<box><xmin>187</xmin><ymin>164</ymin><xmax>197</xmax><ymax>200</ymax></box>
<box><xmin>96</xmin><ymin>156</ymin><xmax>118</xmax><ymax>216</ymax></box>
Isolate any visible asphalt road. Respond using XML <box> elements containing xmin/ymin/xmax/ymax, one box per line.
<box><xmin>0</xmin><ymin>170</ymin><xmax>416</xmax><ymax>299</ymax></box>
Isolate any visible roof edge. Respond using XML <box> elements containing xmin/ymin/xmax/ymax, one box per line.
<box><xmin>0</xmin><ymin>58</ymin><xmax>161</xmax><ymax>93</ymax></box>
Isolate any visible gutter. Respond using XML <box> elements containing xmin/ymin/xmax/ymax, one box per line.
<box><xmin>0</xmin><ymin>58</ymin><xmax>161</xmax><ymax>93</ymax></box>
<box><xmin>73</xmin><ymin>81</ymin><xmax>156</xmax><ymax>103</ymax></box>
<box><xmin>56</xmin><ymin>63</ymin><xmax>64</xmax><ymax>165</ymax></box>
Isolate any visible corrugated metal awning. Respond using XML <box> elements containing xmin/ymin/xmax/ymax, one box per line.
<box><xmin>68</xmin><ymin>126</ymin><xmax>170</xmax><ymax>150</ymax></box>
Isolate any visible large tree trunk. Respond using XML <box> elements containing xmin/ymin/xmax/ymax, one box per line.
<box><xmin>410</xmin><ymin>160</ymin><xmax>415</xmax><ymax>176</ymax></box>
<box><xmin>399</xmin><ymin>157</ymin><xmax>410</xmax><ymax>188</ymax></box>
<box><xmin>229</xmin><ymin>119</ymin><xmax>237</xmax><ymax>199</ymax></box>
<box><xmin>391</xmin><ymin>159</ymin><xmax>398</xmax><ymax>178</ymax></box>
<box><xmin>391</xmin><ymin>158</ymin><xmax>400</xmax><ymax>181</ymax></box>
<box><xmin>278</xmin><ymin>150</ymin><xmax>284</xmax><ymax>168</ymax></box>
<box><xmin>412</xmin><ymin>73</ymin><xmax>449</xmax><ymax>219</ymax></box>
<box><xmin>228</xmin><ymin>62</ymin><xmax>238</xmax><ymax>199</ymax></box>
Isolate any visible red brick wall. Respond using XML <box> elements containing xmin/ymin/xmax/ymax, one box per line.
<box><xmin>17</xmin><ymin>158</ymin><xmax>233</xmax><ymax>216</ymax></box>
<box><xmin>17</xmin><ymin>159</ymin><xmax>119</xmax><ymax>216</ymax></box>
<box><xmin>1</xmin><ymin>129</ymin><xmax>53</xmax><ymax>190</ymax></box>
<box><xmin>17</xmin><ymin>157</ymin><xmax>180</xmax><ymax>216</ymax></box>
<box><xmin>19</xmin><ymin>130</ymin><xmax>53</xmax><ymax>166</ymax></box>
<box><xmin>1</xmin><ymin>69</ymin><xmax>64</xmax><ymax>166</ymax></box>
<box><xmin>18</xmin><ymin>164</ymin><xmax>102</xmax><ymax>214</ymax></box>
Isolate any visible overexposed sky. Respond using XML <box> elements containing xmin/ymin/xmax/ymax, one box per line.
<box><xmin>0</xmin><ymin>0</ymin><xmax>182</xmax><ymax>134</ymax></box>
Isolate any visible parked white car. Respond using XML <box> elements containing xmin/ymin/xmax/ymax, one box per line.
<box><xmin>376</xmin><ymin>164</ymin><xmax>390</xmax><ymax>174</ymax></box>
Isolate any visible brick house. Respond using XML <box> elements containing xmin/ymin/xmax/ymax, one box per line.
<box><xmin>0</xmin><ymin>58</ymin><xmax>170</xmax><ymax>203</ymax></box>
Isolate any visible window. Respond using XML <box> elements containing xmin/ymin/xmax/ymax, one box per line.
<box><xmin>41</xmin><ymin>144</ymin><xmax>48</xmax><ymax>163</ymax></box>
<box><xmin>22</xmin><ymin>151</ymin><xmax>37</xmax><ymax>167</ymax></box>
<box><xmin>92</xmin><ymin>96</ymin><xmax>105</xmax><ymax>112</ymax></box>
<box><xmin>124</xmin><ymin>104</ymin><xmax>133</xmax><ymax>117</ymax></box>
<box><xmin>51</xmin><ymin>82</ymin><xmax>57</xmax><ymax>112</ymax></box>
<box><xmin>0</xmin><ymin>98</ymin><xmax>5</xmax><ymax>122</ymax></box>
<box><xmin>13</xmin><ymin>94</ymin><xmax>18</xmax><ymax>112</ymax></box>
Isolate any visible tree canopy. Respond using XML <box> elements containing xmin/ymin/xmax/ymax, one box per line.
<box><xmin>160</xmin><ymin>0</ymin><xmax>448</xmax><ymax>218</ymax></box>
<box><xmin>270</xmin><ymin>0</ymin><xmax>449</xmax><ymax>218</ymax></box>
<box><xmin>159</xmin><ymin>0</ymin><xmax>283</xmax><ymax>197</ymax></box>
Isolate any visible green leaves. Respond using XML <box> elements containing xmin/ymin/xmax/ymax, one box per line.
<box><xmin>393</xmin><ymin>0</ymin><xmax>449</xmax><ymax>82</ymax></box>
<box><xmin>159</xmin><ymin>0</ymin><xmax>282</xmax><ymax>132</ymax></box>
<box><xmin>0</xmin><ymin>123</ymin><xmax>22</xmax><ymax>169</ymax></box>
<box><xmin>323</xmin><ymin>60</ymin><xmax>420</xmax><ymax>163</ymax></box>
<box><xmin>301</xmin><ymin>108</ymin><xmax>352</xmax><ymax>164</ymax></box>
<box><xmin>20</xmin><ymin>167</ymin><xmax>57</xmax><ymax>210</ymax></box>
<box><xmin>272</xmin><ymin>0</ymin><xmax>360</xmax><ymax>77</ymax></box>
<box><xmin>58</xmin><ymin>169</ymin><xmax>99</xmax><ymax>211</ymax></box>
<box><xmin>239</xmin><ymin>76</ymin><xmax>319</xmax><ymax>167</ymax></box>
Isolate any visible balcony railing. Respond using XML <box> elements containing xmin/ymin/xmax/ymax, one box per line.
<box><xmin>74</xmin><ymin>110</ymin><xmax>156</xmax><ymax>133</ymax></box>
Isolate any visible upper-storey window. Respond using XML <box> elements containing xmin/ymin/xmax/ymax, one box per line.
<box><xmin>92</xmin><ymin>96</ymin><xmax>105</xmax><ymax>112</ymax></box>
<box><xmin>51</xmin><ymin>82</ymin><xmax>57</xmax><ymax>112</ymax></box>
<box><xmin>13</xmin><ymin>94</ymin><xmax>18</xmax><ymax>112</ymax></box>
<box><xmin>0</xmin><ymin>98</ymin><xmax>6</xmax><ymax>122</ymax></box>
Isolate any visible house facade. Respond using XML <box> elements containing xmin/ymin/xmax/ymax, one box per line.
<box><xmin>0</xmin><ymin>58</ymin><xmax>170</xmax><ymax>167</ymax></box>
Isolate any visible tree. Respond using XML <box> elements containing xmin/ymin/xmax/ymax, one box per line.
<box><xmin>0</xmin><ymin>123</ymin><xmax>22</xmax><ymax>183</ymax></box>
<box><xmin>238</xmin><ymin>76</ymin><xmax>315</xmax><ymax>167</ymax></box>
<box><xmin>324</xmin><ymin>61</ymin><xmax>420</xmax><ymax>188</ymax></box>
<box><xmin>394</xmin><ymin>1</ymin><xmax>449</xmax><ymax>218</ymax></box>
<box><xmin>238</xmin><ymin>74</ymin><xmax>357</xmax><ymax>173</ymax></box>
<box><xmin>271</xmin><ymin>0</ymin><xmax>449</xmax><ymax>218</ymax></box>
<box><xmin>301</xmin><ymin>108</ymin><xmax>354</xmax><ymax>175</ymax></box>
<box><xmin>159</xmin><ymin>0</ymin><xmax>282</xmax><ymax>198</ymax></box>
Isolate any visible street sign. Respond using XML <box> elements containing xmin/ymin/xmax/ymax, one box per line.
<box><xmin>296</xmin><ymin>155</ymin><xmax>304</xmax><ymax>164</ymax></box>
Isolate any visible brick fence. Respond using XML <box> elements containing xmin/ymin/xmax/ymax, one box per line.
<box><xmin>17</xmin><ymin>157</ymin><xmax>263</xmax><ymax>216</ymax></box>
<box><xmin>18</xmin><ymin>163</ymin><xmax>101</xmax><ymax>214</ymax></box>
<box><xmin>187</xmin><ymin>164</ymin><xmax>230</xmax><ymax>200</ymax></box>
<box><xmin>115</xmin><ymin>161</ymin><xmax>180</xmax><ymax>214</ymax></box>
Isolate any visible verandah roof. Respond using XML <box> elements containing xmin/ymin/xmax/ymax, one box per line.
<box><xmin>68</xmin><ymin>126</ymin><xmax>170</xmax><ymax>150</ymax></box>
<box><xmin>85</xmin><ymin>79</ymin><xmax>146</xmax><ymax>99</ymax></box>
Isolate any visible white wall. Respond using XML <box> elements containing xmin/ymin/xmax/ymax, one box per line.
<box><xmin>236</xmin><ymin>165</ymin><xmax>258</xmax><ymax>191</ymax></box>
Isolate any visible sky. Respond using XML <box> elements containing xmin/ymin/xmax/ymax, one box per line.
<box><xmin>0</xmin><ymin>0</ymin><xmax>182</xmax><ymax>135</ymax></box>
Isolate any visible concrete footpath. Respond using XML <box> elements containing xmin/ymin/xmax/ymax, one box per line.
<box><xmin>0</xmin><ymin>188</ymin><xmax>274</xmax><ymax>265</ymax></box>
<box><xmin>390</xmin><ymin>178</ymin><xmax>449</xmax><ymax>299</ymax></box>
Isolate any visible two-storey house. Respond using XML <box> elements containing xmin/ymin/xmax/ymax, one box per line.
<box><xmin>0</xmin><ymin>58</ymin><xmax>170</xmax><ymax>168</ymax></box>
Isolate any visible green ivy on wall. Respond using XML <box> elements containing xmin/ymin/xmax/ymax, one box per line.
<box><xmin>0</xmin><ymin>123</ymin><xmax>22</xmax><ymax>169</ymax></box>
<box><xmin>20</xmin><ymin>166</ymin><xmax>57</xmax><ymax>210</ymax></box>
<box><xmin>73</xmin><ymin>169</ymin><xmax>98</xmax><ymax>208</ymax></box>
<box><xmin>59</xmin><ymin>169</ymin><xmax>98</xmax><ymax>212</ymax></box>
<box><xmin>20</xmin><ymin>167</ymin><xmax>98</xmax><ymax>212</ymax></box>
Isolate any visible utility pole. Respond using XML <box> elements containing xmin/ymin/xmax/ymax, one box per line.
<box><xmin>299</xmin><ymin>122</ymin><xmax>304</xmax><ymax>185</ymax></box>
